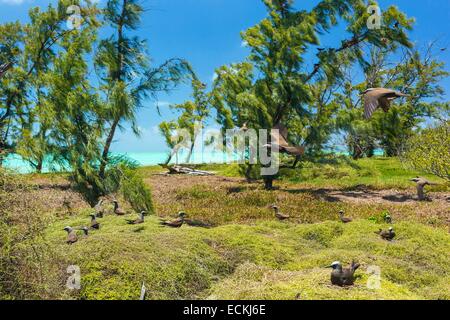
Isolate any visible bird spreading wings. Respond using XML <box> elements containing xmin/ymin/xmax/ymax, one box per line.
<box><xmin>363</xmin><ymin>88</ymin><xmax>409</xmax><ymax>119</ymax></box>
<box><xmin>268</xmin><ymin>123</ymin><xmax>305</xmax><ymax>156</ymax></box>
<box><xmin>0</xmin><ymin>62</ymin><xmax>12</xmax><ymax>79</ymax></box>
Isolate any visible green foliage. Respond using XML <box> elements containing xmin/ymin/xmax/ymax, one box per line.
<box><xmin>402</xmin><ymin>121</ymin><xmax>450</xmax><ymax>181</ymax></box>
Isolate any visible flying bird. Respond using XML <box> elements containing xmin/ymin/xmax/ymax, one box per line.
<box><xmin>338</xmin><ymin>210</ymin><xmax>352</xmax><ymax>223</ymax></box>
<box><xmin>270</xmin><ymin>205</ymin><xmax>290</xmax><ymax>221</ymax></box>
<box><xmin>410</xmin><ymin>177</ymin><xmax>437</xmax><ymax>201</ymax></box>
<box><xmin>264</xmin><ymin>123</ymin><xmax>305</xmax><ymax>156</ymax></box>
<box><xmin>113</xmin><ymin>200</ymin><xmax>127</xmax><ymax>215</ymax></box>
<box><xmin>160</xmin><ymin>212</ymin><xmax>186</xmax><ymax>228</ymax></box>
<box><xmin>0</xmin><ymin>62</ymin><xmax>12</xmax><ymax>79</ymax></box>
<box><xmin>89</xmin><ymin>214</ymin><xmax>100</xmax><ymax>230</ymax></box>
<box><xmin>328</xmin><ymin>261</ymin><xmax>360</xmax><ymax>286</ymax></box>
<box><xmin>126</xmin><ymin>211</ymin><xmax>146</xmax><ymax>225</ymax></box>
<box><xmin>63</xmin><ymin>226</ymin><xmax>78</xmax><ymax>245</ymax></box>
<box><xmin>376</xmin><ymin>227</ymin><xmax>396</xmax><ymax>241</ymax></box>
<box><xmin>363</xmin><ymin>88</ymin><xmax>409</xmax><ymax>119</ymax></box>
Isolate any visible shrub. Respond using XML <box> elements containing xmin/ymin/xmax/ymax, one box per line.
<box><xmin>402</xmin><ymin>122</ymin><xmax>450</xmax><ymax>181</ymax></box>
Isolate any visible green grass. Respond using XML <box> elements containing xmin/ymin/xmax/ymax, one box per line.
<box><xmin>4</xmin><ymin>156</ymin><xmax>449</xmax><ymax>300</ymax></box>
<box><xmin>43</xmin><ymin>214</ymin><xmax>450</xmax><ymax>300</ymax></box>
<box><xmin>279</xmin><ymin>157</ymin><xmax>448</xmax><ymax>190</ymax></box>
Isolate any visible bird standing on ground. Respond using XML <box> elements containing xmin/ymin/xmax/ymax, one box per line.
<box><xmin>270</xmin><ymin>205</ymin><xmax>290</xmax><ymax>221</ymax></box>
<box><xmin>0</xmin><ymin>62</ymin><xmax>12</xmax><ymax>78</ymax></box>
<box><xmin>384</xmin><ymin>213</ymin><xmax>392</xmax><ymax>224</ymax></box>
<box><xmin>113</xmin><ymin>200</ymin><xmax>126</xmax><ymax>215</ymax></box>
<box><xmin>410</xmin><ymin>177</ymin><xmax>436</xmax><ymax>201</ymax></box>
<box><xmin>328</xmin><ymin>261</ymin><xmax>360</xmax><ymax>286</ymax></box>
<box><xmin>94</xmin><ymin>199</ymin><xmax>104</xmax><ymax>218</ymax></box>
<box><xmin>338</xmin><ymin>210</ymin><xmax>352</xmax><ymax>223</ymax></box>
<box><xmin>160</xmin><ymin>212</ymin><xmax>186</xmax><ymax>228</ymax></box>
<box><xmin>90</xmin><ymin>214</ymin><xmax>100</xmax><ymax>230</ymax></box>
<box><xmin>362</xmin><ymin>88</ymin><xmax>409</xmax><ymax>119</ymax></box>
<box><xmin>184</xmin><ymin>218</ymin><xmax>213</xmax><ymax>228</ymax></box>
<box><xmin>376</xmin><ymin>227</ymin><xmax>396</xmax><ymax>241</ymax></box>
<box><xmin>126</xmin><ymin>211</ymin><xmax>146</xmax><ymax>225</ymax></box>
<box><xmin>64</xmin><ymin>226</ymin><xmax>78</xmax><ymax>245</ymax></box>
<box><xmin>80</xmin><ymin>226</ymin><xmax>89</xmax><ymax>237</ymax></box>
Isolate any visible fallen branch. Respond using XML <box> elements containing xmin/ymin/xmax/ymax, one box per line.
<box><xmin>159</xmin><ymin>164</ymin><xmax>215</xmax><ymax>176</ymax></box>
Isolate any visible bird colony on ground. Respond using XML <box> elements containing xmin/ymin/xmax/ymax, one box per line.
<box><xmin>62</xmin><ymin>86</ymin><xmax>437</xmax><ymax>287</ymax></box>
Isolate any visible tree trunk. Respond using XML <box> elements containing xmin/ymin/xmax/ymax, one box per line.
<box><xmin>99</xmin><ymin>120</ymin><xmax>119</xmax><ymax>179</ymax></box>
<box><xmin>263</xmin><ymin>176</ymin><xmax>274</xmax><ymax>190</ymax></box>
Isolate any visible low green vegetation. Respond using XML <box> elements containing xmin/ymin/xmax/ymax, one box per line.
<box><xmin>1</xmin><ymin>157</ymin><xmax>449</xmax><ymax>300</ymax></box>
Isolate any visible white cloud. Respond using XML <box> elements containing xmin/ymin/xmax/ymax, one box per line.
<box><xmin>241</xmin><ymin>40</ymin><xmax>248</xmax><ymax>47</ymax></box>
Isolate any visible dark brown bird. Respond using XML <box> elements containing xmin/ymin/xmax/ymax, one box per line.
<box><xmin>329</xmin><ymin>261</ymin><xmax>360</xmax><ymax>286</ymax></box>
<box><xmin>80</xmin><ymin>226</ymin><xmax>89</xmax><ymax>237</ymax></box>
<box><xmin>376</xmin><ymin>227</ymin><xmax>396</xmax><ymax>241</ymax></box>
<box><xmin>240</xmin><ymin>122</ymin><xmax>249</xmax><ymax>132</ymax></box>
<box><xmin>113</xmin><ymin>200</ymin><xmax>126</xmax><ymax>215</ymax></box>
<box><xmin>270</xmin><ymin>205</ymin><xmax>290</xmax><ymax>220</ymax></box>
<box><xmin>126</xmin><ymin>211</ymin><xmax>146</xmax><ymax>225</ymax></box>
<box><xmin>94</xmin><ymin>199</ymin><xmax>104</xmax><ymax>218</ymax></box>
<box><xmin>0</xmin><ymin>62</ymin><xmax>12</xmax><ymax>78</ymax></box>
<box><xmin>363</xmin><ymin>88</ymin><xmax>409</xmax><ymax>119</ymax></box>
<box><xmin>89</xmin><ymin>214</ymin><xmax>100</xmax><ymax>230</ymax></box>
<box><xmin>384</xmin><ymin>213</ymin><xmax>392</xmax><ymax>224</ymax></box>
<box><xmin>338</xmin><ymin>210</ymin><xmax>352</xmax><ymax>223</ymax></box>
<box><xmin>64</xmin><ymin>226</ymin><xmax>78</xmax><ymax>245</ymax></box>
<box><xmin>184</xmin><ymin>218</ymin><xmax>213</xmax><ymax>228</ymax></box>
<box><xmin>264</xmin><ymin>123</ymin><xmax>305</xmax><ymax>156</ymax></box>
<box><xmin>160</xmin><ymin>212</ymin><xmax>186</xmax><ymax>228</ymax></box>
<box><xmin>410</xmin><ymin>177</ymin><xmax>437</xmax><ymax>201</ymax></box>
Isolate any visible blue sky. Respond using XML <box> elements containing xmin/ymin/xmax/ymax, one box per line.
<box><xmin>1</xmin><ymin>0</ymin><xmax>449</xmax><ymax>153</ymax></box>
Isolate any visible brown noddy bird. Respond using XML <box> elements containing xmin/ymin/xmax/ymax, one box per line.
<box><xmin>89</xmin><ymin>214</ymin><xmax>100</xmax><ymax>230</ymax></box>
<box><xmin>94</xmin><ymin>199</ymin><xmax>104</xmax><ymax>218</ymax></box>
<box><xmin>113</xmin><ymin>200</ymin><xmax>127</xmax><ymax>215</ymax></box>
<box><xmin>264</xmin><ymin>123</ymin><xmax>305</xmax><ymax>156</ymax></box>
<box><xmin>328</xmin><ymin>261</ymin><xmax>360</xmax><ymax>286</ymax></box>
<box><xmin>160</xmin><ymin>212</ymin><xmax>186</xmax><ymax>228</ymax></box>
<box><xmin>410</xmin><ymin>177</ymin><xmax>436</xmax><ymax>201</ymax></box>
<box><xmin>184</xmin><ymin>218</ymin><xmax>213</xmax><ymax>228</ymax></box>
<box><xmin>64</xmin><ymin>226</ymin><xmax>78</xmax><ymax>245</ymax></box>
<box><xmin>126</xmin><ymin>211</ymin><xmax>146</xmax><ymax>225</ymax></box>
<box><xmin>338</xmin><ymin>210</ymin><xmax>352</xmax><ymax>223</ymax></box>
<box><xmin>384</xmin><ymin>213</ymin><xmax>392</xmax><ymax>224</ymax></box>
<box><xmin>376</xmin><ymin>227</ymin><xmax>396</xmax><ymax>241</ymax></box>
<box><xmin>79</xmin><ymin>226</ymin><xmax>89</xmax><ymax>237</ymax></box>
<box><xmin>363</xmin><ymin>88</ymin><xmax>409</xmax><ymax>119</ymax></box>
<box><xmin>270</xmin><ymin>205</ymin><xmax>290</xmax><ymax>221</ymax></box>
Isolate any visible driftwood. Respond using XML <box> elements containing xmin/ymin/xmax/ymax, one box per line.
<box><xmin>159</xmin><ymin>164</ymin><xmax>215</xmax><ymax>176</ymax></box>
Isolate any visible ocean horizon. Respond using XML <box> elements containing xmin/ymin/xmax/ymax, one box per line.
<box><xmin>2</xmin><ymin>148</ymin><xmax>384</xmax><ymax>174</ymax></box>
<box><xmin>2</xmin><ymin>151</ymin><xmax>245</xmax><ymax>174</ymax></box>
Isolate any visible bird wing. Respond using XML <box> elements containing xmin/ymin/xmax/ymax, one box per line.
<box><xmin>364</xmin><ymin>88</ymin><xmax>406</xmax><ymax>119</ymax></box>
<box><xmin>363</xmin><ymin>90</ymin><xmax>381</xmax><ymax>119</ymax></box>
<box><xmin>272</xmin><ymin>123</ymin><xmax>289</xmax><ymax>147</ymax></box>
<box><xmin>281</xmin><ymin>145</ymin><xmax>305</xmax><ymax>156</ymax></box>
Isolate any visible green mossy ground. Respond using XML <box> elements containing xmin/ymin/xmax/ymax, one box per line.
<box><xmin>3</xmin><ymin>157</ymin><xmax>450</xmax><ymax>300</ymax></box>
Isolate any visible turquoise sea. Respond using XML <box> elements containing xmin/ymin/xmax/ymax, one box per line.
<box><xmin>2</xmin><ymin>151</ymin><xmax>243</xmax><ymax>174</ymax></box>
<box><xmin>3</xmin><ymin>149</ymin><xmax>384</xmax><ymax>174</ymax></box>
